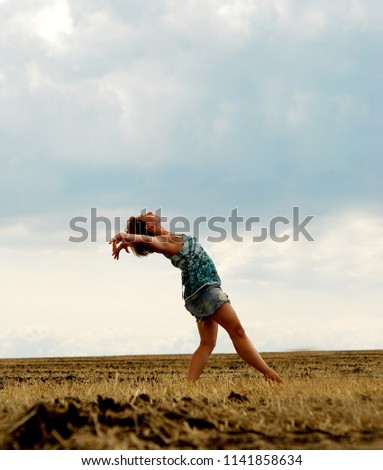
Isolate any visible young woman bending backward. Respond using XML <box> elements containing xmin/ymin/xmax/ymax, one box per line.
<box><xmin>109</xmin><ymin>211</ymin><xmax>282</xmax><ymax>383</ymax></box>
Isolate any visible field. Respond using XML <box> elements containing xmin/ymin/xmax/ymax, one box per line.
<box><xmin>1</xmin><ymin>350</ymin><xmax>383</xmax><ymax>450</ymax></box>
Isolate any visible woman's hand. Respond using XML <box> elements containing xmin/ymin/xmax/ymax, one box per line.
<box><xmin>113</xmin><ymin>243</ymin><xmax>130</xmax><ymax>260</ymax></box>
<box><xmin>109</xmin><ymin>234</ymin><xmax>130</xmax><ymax>260</ymax></box>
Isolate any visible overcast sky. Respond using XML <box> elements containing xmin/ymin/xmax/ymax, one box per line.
<box><xmin>1</xmin><ymin>0</ymin><xmax>382</xmax><ymax>358</ymax></box>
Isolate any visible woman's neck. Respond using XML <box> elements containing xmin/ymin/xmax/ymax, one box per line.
<box><xmin>154</xmin><ymin>226</ymin><xmax>169</xmax><ymax>236</ymax></box>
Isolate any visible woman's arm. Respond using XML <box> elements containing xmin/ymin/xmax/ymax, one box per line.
<box><xmin>112</xmin><ymin>232</ymin><xmax>152</xmax><ymax>244</ymax></box>
<box><xmin>109</xmin><ymin>232</ymin><xmax>169</xmax><ymax>258</ymax></box>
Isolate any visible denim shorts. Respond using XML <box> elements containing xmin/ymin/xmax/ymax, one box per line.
<box><xmin>184</xmin><ymin>284</ymin><xmax>230</xmax><ymax>322</ymax></box>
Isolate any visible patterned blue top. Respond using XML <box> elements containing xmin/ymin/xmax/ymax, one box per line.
<box><xmin>167</xmin><ymin>234</ymin><xmax>221</xmax><ymax>299</ymax></box>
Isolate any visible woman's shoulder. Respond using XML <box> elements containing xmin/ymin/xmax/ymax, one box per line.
<box><xmin>158</xmin><ymin>232</ymin><xmax>187</xmax><ymax>257</ymax></box>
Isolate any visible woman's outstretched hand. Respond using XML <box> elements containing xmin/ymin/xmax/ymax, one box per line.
<box><xmin>109</xmin><ymin>236</ymin><xmax>130</xmax><ymax>260</ymax></box>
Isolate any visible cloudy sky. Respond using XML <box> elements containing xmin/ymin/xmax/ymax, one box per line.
<box><xmin>0</xmin><ymin>0</ymin><xmax>382</xmax><ymax>358</ymax></box>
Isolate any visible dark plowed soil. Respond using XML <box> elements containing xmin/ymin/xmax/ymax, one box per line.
<box><xmin>1</xmin><ymin>351</ymin><xmax>383</xmax><ymax>449</ymax></box>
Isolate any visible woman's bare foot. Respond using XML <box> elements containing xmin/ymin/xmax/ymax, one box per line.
<box><xmin>264</xmin><ymin>370</ymin><xmax>283</xmax><ymax>384</ymax></box>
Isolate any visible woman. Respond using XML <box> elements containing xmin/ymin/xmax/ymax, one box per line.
<box><xmin>109</xmin><ymin>211</ymin><xmax>282</xmax><ymax>383</ymax></box>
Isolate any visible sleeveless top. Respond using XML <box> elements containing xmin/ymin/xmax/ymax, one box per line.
<box><xmin>167</xmin><ymin>234</ymin><xmax>221</xmax><ymax>299</ymax></box>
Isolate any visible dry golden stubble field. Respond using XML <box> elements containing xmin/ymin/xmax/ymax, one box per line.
<box><xmin>0</xmin><ymin>350</ymin><xmax>382</xmax><ymax>450</ymax></box>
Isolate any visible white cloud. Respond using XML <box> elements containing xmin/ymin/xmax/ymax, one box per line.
<box><xmin>1</xmin><ymin>209</ymin><xmax>382</xmax><ymax>357</ymax></box>
<box><xmin>311</xmin><ymin>212</ymin><xmax>383</xmax><ymax>285</ymax></box>
<box><xmin>207</xmin><ymin>211</ymin><xmax>383</xmax><ymax>288</ymax></box>
<box><xmin>162</xmin><ymin>0</ymin><xmax>381</xmax><ymax>48</ymax></box>
<box><xmin>215</xmin><ymin>0</ymin><xmax>258</xmax><ymax>36</ymax></box>
<box><xmin>8</xmin><ymin>0</ymin><xmax>73</xmax><ymax>53</ymax></box>
<box><xmin>286</xmin><ymin>92</ymin><xmax>311</xmax><ymax>128</ymax></box>
<box><xmin>251</xmin><ymin>310</ymin><xmax>383</xmax><ymax>352</ymax></box>
<box><xmin>0</xmin><ymin>325</ymin><xmax>198</xmax><ymax>358</ymax></box>
<box><xmin>33</xmin><ymin>0</ymin><xmax>73</xmax><ymax>44</ymax></box>
<box><xmin>61</xmin><ymin>9</ymin><xmax>133</xmax><ymax>61</ymax></box>
<box><xmin>2</xmin><ymin>210</ymin><xmax>382</xmax><ymax>288</ymax></box>
<box><xmin>101</xmin><ymin>64</ymin><xmax>191</xmax><ymax>166</ymax></box>
<box><xmin>262</xmin><ymin>81</ymin><xmax>316</xmax><ymax>135</ymax></box>
<box><xmin>24</xmin><ymin>62</ymin><xmax>64</xmax><ymax>93</ymax></box>
<box><xmin>0</xmin><ymin>0</ymin><xmax>380</xmax><ymax>170</ymax></box>
<box><xmin>271</xmin><ymin>0</ymin><xmax>382</xmax><ymax>37</ymax></box>
<box><xmin>0</xmin><ymin>1</ymin><xmax>381</xmax><ymax>357</ymax></box>
<box><xmin>0</xmin><ymin>5</ymin><xmax>200</xmax><ymax>166</ymax></box>
<box><xmin>212</xmin><ymin>100</ymin><xmax>238</xmax><ymax>140</ymax></box>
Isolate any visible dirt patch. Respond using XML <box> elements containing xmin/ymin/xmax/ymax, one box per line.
<box><xmin>1</xmin><ymin>351</ymin><xmax>383</xmax><ymax>449</ymax></box>
<box><xmin>5</xmin><ymin>394</ymin><xmax>224</xmax><ymax>449</ymax></box>
<box><xmin>4</xmin><ymin>391</ymin><xmax>383</xmax><ymax>450</ymax></box>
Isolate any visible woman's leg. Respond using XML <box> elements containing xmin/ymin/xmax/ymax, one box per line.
<box><xmin>187</xmin><ymin>317</ymin><xmax>218</xmax><ymax>381</ymax></box>
<box><xmin>212</xmin><ymin>302</ymin><xmax>283</xmax><ymax>383</ymax></box>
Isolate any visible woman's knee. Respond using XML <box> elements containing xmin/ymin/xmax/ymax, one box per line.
<box><xmin>228</xmin><ymin>322</ymin><xmax>246</xmax><ymax>340</ymax></box>
<box><xmin>212</xmin><ymin>302</ymin><xmax>246</xmax><ymax>340</ymax></box>
<box><xmin>199</xmin><ymin>338</ymin><xmax>216</xmax><ymax>353</ymax></box>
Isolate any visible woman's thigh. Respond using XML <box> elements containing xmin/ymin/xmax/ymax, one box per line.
<box><xmin>211</xmin><ymin>302</ymin><xmax>244</xmax><ymax>336</ymax></box>
<box><xmin>197</xmin><ymin>317</ymin><xmax>218</xmax><ymax>346</ymax></box>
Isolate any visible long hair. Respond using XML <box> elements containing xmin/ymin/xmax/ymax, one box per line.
<box><xmin>125</xmin><ymin>216</ymin><xmax>154</xmax><ymax>257</ymax></box>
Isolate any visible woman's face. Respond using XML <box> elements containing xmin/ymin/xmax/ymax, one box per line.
<box><xmin>138</xmin><ymin>211</ymin><xmax>159</xmax><ymax>221</ymax></box>
<box><xmin>137</xmin><ymin>212</ymin><xmax>160</xmax><ymax>233</ymax></box>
